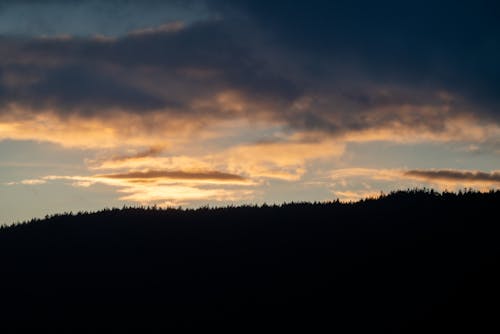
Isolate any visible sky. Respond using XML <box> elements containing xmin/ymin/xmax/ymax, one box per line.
<box><xmin>0</xmin><ymin>0</ymin><xmax>499</xmax><ymax>224</ymax></box>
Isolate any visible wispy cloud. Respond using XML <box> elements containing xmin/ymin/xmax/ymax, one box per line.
<box><xmin>97</xmin><ymin>169</ymin><xmax>249</xmax><ymax>184</ymax></box>
<box><xmin>107</xmin><ymin>146</ymin><xmax>165</xmax><ymax>162</ymax></box>
<box><xmin>404</xmin><ymin>169</ymin><xmax>500</xmax><ymax>183</ymax></box>
<box><xmin>21</xmin><ymin>179</ymin><xmax>47</xmax><ymax>185</ymax></box>
<box><xmin>6</xmin><ymin>179</ymin><xmax>47</xmax><ymax>186</ymax></box>
<box><xmin>15</xmin><ymin>168</ymin><xmax>255</xmax><ymax>205</ymax></box>
<box><xmin>87</xmin><ymin>134</ymin><xmax>345</xmax><ymax>181</ymax></box>
<box><xmin>328</xmin><ymin>168</ymin><xmax>500</xmax><ymax>195</ymax></box>
<box><xmin>329</xmin><ymin>168</ymin><xmax>403</xmax><ymax>182</ymax></box>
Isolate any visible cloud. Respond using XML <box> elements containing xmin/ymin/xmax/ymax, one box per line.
<box><xmin>0</xmin><ymin>107</ymin><xmax>210</xmax><ymax>148</ymax></box>
<box><xmin>8</xmin><ymin>134</ymin><xmax>346</xmax><ymax>205</ymax></box>
<box><xmin>117</xmin><ymin>185</ymin><xmax>253</xmax><ymax>205</ymax></box>
<box><xmin>17</xmin><ymin>167</ymin><xmax>255</xmax><ymax>205</ymax></box>
<box><xmin>404</xmin><ymin>169</ymin><xmax>500</xmax><ymax>184</ymax></box>
<box><xmin>87</xmin><ymin>134</ymin><xmax>346</xmax><ymax>181</ymax></box>
<box><xmin>0</xmin><ymin>19</ymin><xmax>300</xmax><ymax>116</ymax></box>
<box><xmin>88</xmin><ymin>154</ymin><xmax>214</xmax><ymax>171</ymax></box>
<box><xmin>0</xmin><ymin>3</ymin><xmax>498</xmax><ymax>150</ymax></box>
<box><xmin>220</xmin><ymin>138</ymin><xmax>345</xmax><ymax>180</ymax></box>
<box><xmin>21</xmin><ymin>179</ymin><xmax>47</xmax><ymax>185</ymax></box>
<box><xmin>328</xmin><ymin>168</ymin><xmax>500</xmax><ymax>196</ymax></box>
<box><xmin>108</xmin><ymin>146</ymin><xmax>165</xmax><ymax>162</ymax></box>
<box><xmin>329</xmin><ymin>167</ymin><xmax>500</xmax><ymax>186</ymax></box>
<box><xmin>41</xmin><ymin>168</ymin><xmax>252</xmax><ymax>186</ymax></box>
<box><xmin>97</xmin><ymin>169</ymin><xmax>249</xmax><ymax>183</ymax></box>
<box><xmin>208</xmin><ymin>0</ymin><xmax>500</xmax><ymax>118</ymax></box>
<box><xmin>18</xmin><ymin>65</ymin><xmax>168</xmax><ymax>112</ymax></box>
<box><xmin>5</xmin><ymin>179</ymin><xmax>47</xmax><ymax>186</ymax></box>
<box><xmin>330</xmin><ymin>168</ymin><xmax>402</xmax><ymax>182</ymax></box>
<box><xmin>14</xmin><ymin>166</ymin><xmax>500</xmax><ymax>206</ymax></box>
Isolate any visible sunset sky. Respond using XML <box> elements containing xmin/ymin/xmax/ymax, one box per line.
<box><xmin>1</xmin><ymin>0</ymin><xmax>499</xmax><ymax>224</ymax></box>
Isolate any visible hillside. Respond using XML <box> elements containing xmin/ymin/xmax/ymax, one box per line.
<box><xmin>0</xmin><ymin>190</ymin><xmax>499</xmax><ymax>333</ymax></box>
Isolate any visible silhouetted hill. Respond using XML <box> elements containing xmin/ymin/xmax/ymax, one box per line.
<box><xmin>0</xmin><ymin>189</ymin><xmax>499</xmax><ymax>333</ymax></box>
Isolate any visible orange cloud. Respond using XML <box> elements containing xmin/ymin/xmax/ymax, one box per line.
<box><xmin>96</xmin><ymin>169</ymin><xmax>251</xmax><ymax>185</ymax></box>
<box><xmin>117</xmin><ymin>185</ymin><xmax>253</xmax><ymax>205</ymax></box>
<box><xmin>0</xmin><ymin>106</ymin><xmax>208</xmax><ymax>149</ymax></box>
<box><xmin>88</xmin><ymin>133</ymin><xmax>346</xmax><ymax>181</ymax></box>
<box><xmin>218</xmin><ymin>138</ymin><xmax>345</xmax><ymax>180</ymax></box>
<box><xmin>107</xmin><ymin>146</ymin><xmax>165</xmax><ymax>162</ymax></box>
<box><xmin>30</xmin><ymin>168</ymin><xmax>255</xmax><ymax>205</ymax></box>
<box><xmin>88</xmin><ymin>155</ymin><xmax>214</xmax><ymax>171</ymax></box>
<box><xmin>1</xmin><ymin>96</ymin><xmax>499</xmax><ymax>153</ymax></box>
<box><xmin>330</xmin><ymin>168</ymin><xmax>402</xmax><ymax>181</ymax></box>
<box><xmin>7</xmin><ymin>134</ymin><xmax>346</xmax><ymax>205</ymax></box>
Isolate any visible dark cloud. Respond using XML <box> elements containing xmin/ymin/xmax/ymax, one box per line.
<box><xmin>0</xmin><ymin>20</ymin><xmax>301</xmax><ymax>116</ymax></box>
<box><xmin>0</xmin><ymin>1</ymin><xmax>498</xmax><ymax>138</ymax></box>
<box><xmin>405</xmin><ymin>169</ymin><xmax>500</xmax><ymax>183</ymax></box>
<box><xmin>208</xmin><ymin>0</ymin><xmax>500</xmax><ymax>118</ymax></box>
<box><xmin>99</xmin><ymin>169</ymin><xmax>247</xmax><ymax>182</ymax></box>
<box><xmin>20</xmin><ymin>66</ymin><xmax>168</xmax><ymax>112</ymax></box>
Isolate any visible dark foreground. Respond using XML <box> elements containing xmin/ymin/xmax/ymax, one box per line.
<box><xmin>0</xmin><ymin>190</ymin><xmax>499</xmax><ymax>333</ymax></box>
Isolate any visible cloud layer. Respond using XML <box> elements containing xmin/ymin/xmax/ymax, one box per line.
<box><xmin>0</xmin><ymin>0</ymin><xmax>498</xmax><ymax>150</ymax></box>
<box><xmin>1</xmin><ymin>1</ymin><xmax>499</xmax><ymax>211</ymax></box>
